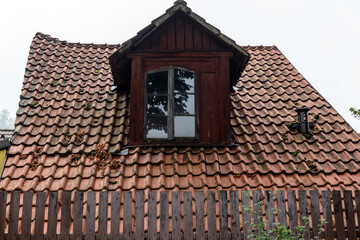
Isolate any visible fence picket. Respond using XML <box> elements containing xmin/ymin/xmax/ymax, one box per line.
<box><xmin>46</xmin><ymin>192</ymin><xmax>57</xmax><ymax>240</ymax></box>
<box><xmin>73</xmin><ymin>191</ymin><xmax>84</xmax><ymax>240</ymax></box>
<box><xmin>355</xmin><ymin>191</ymin><xmax>360</xmax><ymax>240</ymax></box>
<box><xmin>0</xmin><ymin>192</ymin><xmax>6</xmax><ymax>240</ymax></box>
<box><xmin>160</xmin><ymin>191</ymin><xmax>169</xmax><ymax>240</ymax></box>
<box><xmin>148</xmin><ymin>192</ymin><xmax>157</xmax><ymax>240</ymax></box>
<box><xmin>172</xmin><ymin>192</ymin><xmax>181</xmax><ymax>240</ymax></box>
<box><xmin>110</xmin><ymin>191</ymin><xmax>120</xmax><ymax>240</ymax></box>
<box><xmin>287</xmin><ymin>190</ymin><xmax>298</xmax><ymax>232</ymax></box>
<box><xmin>135</xmin><ymin>191</ymin><xmax>145</xmax><ymax>240</ymax></box>
<box><xmin>34</xmin><ymin>191</ymin><xmax>46</xmax><ymax>240</ymax></box>
<box><xmin>229</xmin><ymin>190</ymin><xmax>240</xmax><ymax>240</ymax></box>
<box><xmin>207</xmin><ymin>191</ymin><xmax>217</xmax><ymax>240</ymax></box>
<box><xmin>344</xmin><ymin>191</ymin><xmax>356</xmax><ymax>240</ymax></box>
<box><xmin>242</xmin><ymin>190</ymin><xmax>251</xmax><ymax>238</ymax></box>
<box><xmin>21</xmin><ymin>192</ymin><xmax>33</xmax><ymax>240</ymax></box>
<box><xmin>183</xmin><ymin>191</ymin><xmax>193</xmax><ymax>240</ymax></box>
<box><xmin>333</xmin><ymin>190</ymin><xmax>345</xmax><ymax>239</ymax></box>
<box><xmin>85</xmin><ymin>191</ymin><xmax>96</xmax><ymax>240</ymax></box>
<box><xmin>276</xmin><ymin>190</ymin><xmax>286</xmax><ymax>227</ymax></box>
<box><xmin>219</xmin><ymin>191</ymin><xmax>229</xmax><ymax>240</ymax></box>
<box><xmin>8</xmin><ymin>191</ymin><xmax>20</xmax><ymax>240</ymax></box>
<box><xmin>123</xmin><ymin>191</ymin><xmax>133</xmax><ymax>240</ymax></box>
<box><xmin>98</xmin><ymin>191</ymin><xmax>108</xmax><ymax>240</ymax></box>
<box><xmin>252</xmin><ymin>190</ymin><xmax>262</xmax><ymax>237</ymax></box>
<box><xmin>60</xmin><ymin>191</ymin><xmax>71</xmax><ymax>240</ymax></box>
<box><xmin>322</xmin><ymin>191</ymin><xmax>334</xmax><ymax>240</ymax></box>
<box><xmin>265</xmin><ymin>190</ymin><xmax>275</xmax><ymax>235</ymax></box>
<box><xmin>310</xmin><ymin>190</ymin><xmax>320</xmax><ymax>239</ymax></box>
<box><xmin>298</xmin><ymin>190</ymin><xmax>310</xmax><ymax>240</ymax></box>
<box><xmin>195</xmin><ymin>191</ymin><xmax>205</xmax><ymax>240</ymax></box>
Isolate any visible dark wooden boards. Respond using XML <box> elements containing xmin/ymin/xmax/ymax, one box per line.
<box><xmin>110</xmin><ymin>192</ymin><xmax>120</xmax><ymax>240</ymax></box>
<box><xmin>73</xmin><ymin>191</ymin><xmax>84</xmax><ymax>240</ymax></box>
<box><xmin>0</xmin><ymin>190</ymin><xmax>358</xmax><ymax>239</ymax></box>
<box><xmin>46</xmin><ymin>192</ymin><xmax>57</xmax><ymax>240</ymax></box>
<box><xmin>8</xmin><ymin>191</ymin><xmax>20</xmax><ymax>240</ymax></box>
<box><xmin>0</xmin><ymin>192</ymin><xmax>6</xmax><ymax>240</ymax></box>
<box><xmin>60</xmin><ymin>191</ymin><xmax>71</xmax><ymax>240</ymax></box>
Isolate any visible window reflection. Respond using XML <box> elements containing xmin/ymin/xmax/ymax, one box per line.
<box><xmin>147</xmin><ymin>71</ymin><xmax>168</xmax><ymax>94</ymax></box>
<box><xmin>174</xmin><ymin>116</ymin><xmax>195</xmax><ymax>137</ymax></box>
<box><xmin>146</xmin><ymin>117</ymin><xmax>168</xmax><ymax>139</ymax></box>
<box><xmin>174</xmin><ymin>94</ymin><xmax>194</xmax><ymax>115</ymax></box>
<box><xmin>145</xmin><ymin>68</ymin><xmax>196</xmax><ymax>140</ymax></box>
<box><xmin>146</xmin><ymin>96</ymin><xmax>168</xmax><ymax>116</ymax></box>
<box><xmin>174</xmin><ymin>69</ymin><xmax>194</xmax><ymax>93</ymax></box>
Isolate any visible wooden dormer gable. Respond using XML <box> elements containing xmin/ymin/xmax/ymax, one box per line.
<box><xmin>109</xmin><ymin>0</ymin><xmax>250</xmax><ymax>146</ymax></box>
<box><xmin>135</xmin><ymin>11</ymin><xmax>230</xmax><ymax>53</ymax></box>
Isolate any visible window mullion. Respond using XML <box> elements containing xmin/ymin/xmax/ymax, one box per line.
<box><xmin>168</xmin><ymin>66</ymin><xmax>174</xmax><ymax>140</ymax></box>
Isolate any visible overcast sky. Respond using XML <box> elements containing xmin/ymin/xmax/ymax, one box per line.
<box><xmin>0</xmin><ymin>0</ymin><xmax>359</xmax><ymax>132</ymax></box>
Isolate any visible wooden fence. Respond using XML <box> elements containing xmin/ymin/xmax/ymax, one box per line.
<box><xmin>0</xmin><ymin>190</ymin><xmax>360</xmax><ymax>239</ymax></box>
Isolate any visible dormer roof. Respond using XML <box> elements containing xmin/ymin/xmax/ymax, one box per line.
<box><xmin>109</xmin><ymin>0</ymin><xmax>250</xmax><ymax>91</ymax></box>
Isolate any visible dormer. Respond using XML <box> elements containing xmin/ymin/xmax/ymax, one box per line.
<box><xmin>109</xmin><ymin>0</ymin><xmax>249</xmax><ymax>146</ymax></box>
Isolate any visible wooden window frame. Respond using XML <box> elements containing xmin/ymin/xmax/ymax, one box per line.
<box><xmin>144</xmin><ymin>66</ymin><xmax>197</xmax><ymax>142</ymax></box>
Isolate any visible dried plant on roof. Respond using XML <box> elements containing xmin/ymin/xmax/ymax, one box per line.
<box><xmin>74</xmin><ymin>131</ymin><xmax>85</xmax><ymax>145</ymax></box>
<box><xmin>30</xmin><ymin>146</ymin><xmax>43</xmax><ymax>170</ymax></box>
<box><xmin>110</xmin><ymin>158</ymin><xmax>121</xmax><ymax>170</ymax></box>
<box><xmin>91</xmin><ymin>143</ymin><xmax>110</xmax><ymax>169</ymax></box>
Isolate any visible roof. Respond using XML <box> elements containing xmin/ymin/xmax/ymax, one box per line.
<box><xmin>1</xmin><ymin>32</ymin><xmax>360</xmax><ymax>192</ymax></box>
<box><xmin>0</xmin><ymin>129</ymin><xmax>13</xmax><ymax>141</ymax></box>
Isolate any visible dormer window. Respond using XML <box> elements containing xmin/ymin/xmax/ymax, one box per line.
<box><xmin>145</xmin><ymin>67</ymin><xmax>196</xmax><ymax>140</ymax></box>
<box><xmin>109</xmin><ymin>3</ymin><xmax>250</xmax><ymax>146</ymax></box>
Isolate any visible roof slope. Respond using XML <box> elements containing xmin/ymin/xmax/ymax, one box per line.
<box><xmin>1</xmin><ymin>33</ymin><xmax>360</xmax><ymax>192</ymax></box>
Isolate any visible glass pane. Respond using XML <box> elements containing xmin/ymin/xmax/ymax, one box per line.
<box><xmin>174</xmin><ymin>116</ymin><xmax>195</xmax><ymax>137</ymax></box>
<box><xmin>146</xmin><ymin>117</ymin><xmax>168</xmax><ymax>139</ymax></box>
<box><xmin>174</xmin><ymin>69</ymin><xmax>194</xmax><ymax>93</ymax></box>
<box><xmin>146</xmin><ymin>96</ymin><xmax>168</xmax><ymax>116</ymax></box>
<box><xmin>147</xmin><ymin>71</ymin><xmax>168</xmax><ymax>94</ymax></box>
<box><xmin>174</xmin><ymin>94</ymin><xmax>194</xmax><ymax>115</ymax></box>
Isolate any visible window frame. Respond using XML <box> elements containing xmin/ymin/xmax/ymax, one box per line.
<box><xmin>144</xmin><ymin>66</ymin><xmax>197</xmax><ymax>141</ymax></box>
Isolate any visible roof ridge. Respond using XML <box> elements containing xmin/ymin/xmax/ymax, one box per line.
<box><xmin>242</xmin><ymin>45</ymin><xmax>278</xmax><ymax>50</ymax></box>
<box><xmin>34</xmin><ymin>32</ymin><xmax>121</xmax><ymax>48</ymax></box>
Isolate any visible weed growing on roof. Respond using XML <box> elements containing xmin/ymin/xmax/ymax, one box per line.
<box><xmin>71</xmin><ymin>154</ymin><xmax>80</xmax><ymax>164</ymax></box>
<box><xmin>306</xmin><ymin>160</ymin><xmax>318</xmax><ymax>174</ymax></box>
<box><xmin>281</xmin><ymin>134</ymin><xmax>288</xmax><ymax>141</ymax></box>
<box><xmin>84</xmin><ymin>103</ymin><xmax>92</xmax><ymax>110</ymax></box>
<box><xmin>30</xmin><ymin>101</ymin><xmax>38</xmax><ymax>107</ymax></box>
<box><xmin>291</xmin><ymin>150</ymin><xmax>300</xmax><ymax>157</ymax></box>
<box><xmin>95</xmin><ymin>70</ymin><xmax>100</xmax><ymax>74</ymax></box>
